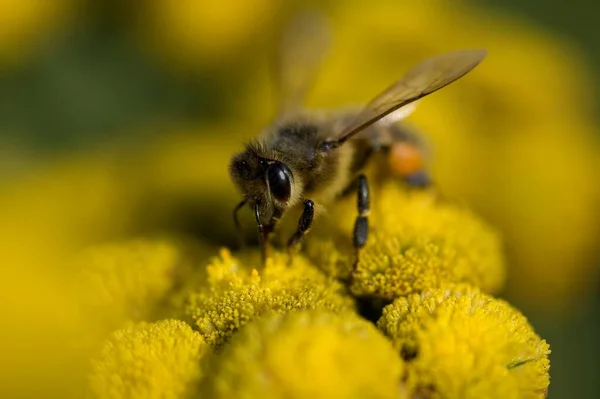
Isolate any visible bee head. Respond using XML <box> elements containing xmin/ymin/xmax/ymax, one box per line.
<box><xmin>229</xmin><ymin>143</ymin><xmax>294</xmax><ymax>223</ymax></box>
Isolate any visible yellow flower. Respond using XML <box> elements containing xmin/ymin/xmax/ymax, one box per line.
<box><xmin>75</xmin><ymin>239</ymin><xmax>182</xmax><ymax>335</ymax></box>
<box><xmin>88</xmin><ymin>319</ymin><xmax>208</xmax><ymax>399</ymax></box>
<box><xmin>0</xmin><ymin>261</ymin><xmax>86</xmax><ymax>397</ymax></box>
<box><xmin>0</xmin><ymin>155</ymin><xmax>141</xmax><ymax>272</ymax></box>
<box><xmin>181</xmin><ymin>248</ymin><xmax>354</xmax><ymax>347</ymax></box>
<box><xmin>496</xmin><ymin>131</ymin><xmax>599</xmax><ymax>308</ymax></box>
<box><xmin>378</xmin><ymin>284</ymin><xmax>551</xmax><ymax>399</ymax></box>
<box><xmin>306</xmin><ymin>181</ymin><xmax>504</xmax><ymax>300</ymax></box>
<box><xmin>203</xmin><ymin>310</ymin><xmax>406</xmax><ymax>399</ymax></box>
<box><xmin>0</xmin><ymin>0</ymin><xmax>75</xmax><ymax>67</ymax></box>
<box><xmin>0</xmin><ymin>129</ymin><xmax>242</xmax><ymax>274</ymax></box>
<box><xmin>135</xmin><ymin>0</ymin><xmax>277</xmax><ymax>70</ymax></box>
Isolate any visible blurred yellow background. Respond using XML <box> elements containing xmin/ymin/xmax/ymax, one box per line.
<box><xmin>0</xmin><ymin>0</ymin><xmax>598</xmax><ymax>398</ymax></box>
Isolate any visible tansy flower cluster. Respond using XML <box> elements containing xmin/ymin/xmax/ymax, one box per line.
<box><xmin>306</xmin><ymin>182</ymin><xmax>505</xmax><ymax>299</ymax></box>
<box><xmin>88</xmin><ymin>320</ymin><xmax>207</xmax><ymax>399</ymax></box>
<box><xmin>181</xmin><ymin>249</ymin><xmax>353</xmax><ymax>347</ymax></box>
<box><xmin>82</xmin><ymin>179</ymin><xmax>550</xmax><ymax>399</ymax></box>
<box><xmin>4</xmin><ymin>1</ymin><xmax>592</xmax><ymax>396</ymax></box>
<box><xmin>378</xmin><ymin>284</ymin><xmax>550</xmax><ymax>399</ymax></box>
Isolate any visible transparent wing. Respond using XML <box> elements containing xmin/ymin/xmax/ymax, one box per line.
<box><xmin>334</xmin><ymin>50</ymin><xmax>487</xmax><ymax>144</ymax></box>
<box><xmin>273</xmin><ymin>12</ymin><xmax>331</xmax><ymax>116</ymax></box>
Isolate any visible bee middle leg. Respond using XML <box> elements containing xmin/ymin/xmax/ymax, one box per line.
<box><xmin>353</xmin><ymin>174</ymin><xmax>370</xmax><ymax>269</ymax></box>
<box><xmin>286</xmin><ymin>199</ymin><xmax>315</xmax><ymax>259</ymax></box>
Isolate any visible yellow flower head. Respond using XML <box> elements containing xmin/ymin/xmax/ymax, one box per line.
<box><xmin>0</xmin><ymin>0</ymin><xmax>75</xmax><ymax>67</ymax></box>
<box><xmin>306</xmin><ymin>181</ymin><xmax>505</xmax><ymax>300</ymax></box>
<box><xmin>182</xmin><ymin>249</ymin><xmax>354</xmax><ymax>347</ymax></box>
<box><xmin>136</xmin><ymin>0</ymin><xmax>276</xmax><ymax>69</ymax></box>
<box><xmin>378</xmin><ymin>284</ymin><xmax>551</xmax><ymax>399</ymax></box>
<box><xmin>76</xmin><ymin>239</ymin><xmax>181</xmax><ymax>329</ymax></box>
<box><xmin>204</xmin><ymin>310</ymin><xmax>406</xmax><ymax>399</ymax></box>
<box><xmin>88</xmin><ymin>319</ymin><xmax>208</xmax><ymax>399</ymax></box>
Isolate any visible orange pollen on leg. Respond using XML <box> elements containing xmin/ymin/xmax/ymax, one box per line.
<box><xmin>388</xmin><ymin>143</ymin><xmax>424</xmax><ymax>176</ymax></box>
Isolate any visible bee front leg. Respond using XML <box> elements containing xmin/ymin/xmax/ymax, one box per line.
<box><xmin>286</xmin><ymin>200</ymin><xmax>315</xmax><ymax>260</ymax></box>
<box><xmin>353</xmin><ymin>174</ymin><xmax>370</xmax><ymax>269</ymax></box>
<box><xmin>233</xmin><ymin>199</ymin><xmax>247</xmax><ymax>248</ymax></box>
<box><xmin>254</xmin><ymin>203</ymin><xmax>276</xmax><ymax>265</ymax></box>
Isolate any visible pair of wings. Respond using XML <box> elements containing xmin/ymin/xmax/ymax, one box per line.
<box><xmin>274</xmin><ymin>13</ymin><xmax>486</xmax><ymax>145</ymax></box>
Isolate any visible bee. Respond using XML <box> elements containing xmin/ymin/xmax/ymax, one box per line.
<box><xmin>229</xmin><ymin>14</ymin><xmax>486</xmax><ymax>263</ymax></box>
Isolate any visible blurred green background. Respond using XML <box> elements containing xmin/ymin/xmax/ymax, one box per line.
<box><xmin>0</xmin><ymin>1</ymin><xmax>598</xmax><ymax>398</ymax></box>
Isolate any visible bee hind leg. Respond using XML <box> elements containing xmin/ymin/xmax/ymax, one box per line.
<box><xmin>353</xmin><ymin>174</ymin><xmax>370</xmax><ymax>270</ymax></box>
<box><xmin>286</xmin><ymin>199</ymin><xmax>315</xmax><ymax>263</ymax></box>
<box><xmin>404</xmin><ymin>170</ymin><xmax>431</xmax><ymax>188</ymax></box>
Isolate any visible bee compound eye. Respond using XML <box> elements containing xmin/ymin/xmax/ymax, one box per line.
<box><xmin>266</xmin><ymin>163</ymin><xmax>292</xmax><ymax>202</ymax></box>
